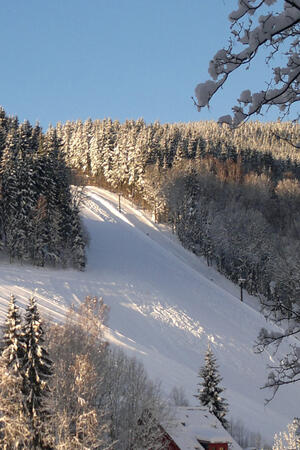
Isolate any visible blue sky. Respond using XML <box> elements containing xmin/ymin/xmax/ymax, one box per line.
<box><xmin>0</xmin><ymin>0</ymin><xmax>282</xmax><ymax>129</ymax></box>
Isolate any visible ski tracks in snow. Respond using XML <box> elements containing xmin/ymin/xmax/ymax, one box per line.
<box><xmin>0</xmin><ymin>281</ymin><xmax>68</xmax><ymax>322</ymax></box>
<box><xmin>130</xmin><ymin>301</ymin><xmax>205</xmax><ymax>342</ymax></box>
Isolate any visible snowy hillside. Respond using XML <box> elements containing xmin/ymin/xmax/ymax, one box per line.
<box><xmin>0</xmin><ymin>186</ymin><xmax>298</xmax><ymax>442</ymax></box>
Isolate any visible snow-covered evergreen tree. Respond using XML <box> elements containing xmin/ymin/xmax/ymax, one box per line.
<box><xmin>31</xmin><ymin>122</ymin><xmax>43</xmax><ymax>153</ymax></box>
<box><xmin>22</xmin><ymin>296</ymin><xmax>52</xmax><ymax>449</ymax></box>
<box><xmin>0</xmin><ymin>130</ymin><xmax>20</xmax><ymax>258</ymax></box>
<box><xmin>196</xmin><ymin>344</ymin><xmax>229</xmax><ymax>429</ymax></box>
<box><xmin>89</xmin><ymin>127</ymin><xmax>103</xmax><ymax>178</ymax></box>
<box><xmin>18</xmin><ymin>119</ymin><xmax>33</xmax><ymax>157</ymax></box>
<box><xmin>15</xmin><ymin>152</ymin><xmax>37</xmax><ymax>261</ymax></box>
<box><xmin>1</xmin><ymin>294</ymin><xmax>24</xmax><ymax>372</ymax></box>
<box><xmin>31</xmin><ymin>193</ymin><xmax>49</xmax><ymax>266</ymax></box>
<box><xmin>0</xmin><ymin>126</ymin><xmax>7</xmax><ymax>161</ymax></box>
<box><xmin>70</xmin><ymin>205</ymin><xmax>86</xmax><ymax>270</ymax></box>
<box><xmin>0</xmin><ymin>295</ymin><xmax>30</xmax><ymax>448</ymax></box>
<box><xmin>101</xmin><ymin>118</ymin><xmax>118</xmax><ymax>186</ymax></box>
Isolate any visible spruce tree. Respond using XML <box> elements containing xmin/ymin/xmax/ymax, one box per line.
<box><xmin>22</xmin><ymin>296</ymin><xmax>52</xmax><ymax>448</ymax></box>
<box><xmin>16</xmin><ymin>152</ymin><xmax>37</xmax><ymax>261</ymax></box>
<box><xmin>196</xmin><ymin>345</ymin><xmax>229</xmax><ymax>429</ymax></box>
<box><xmin>70</xmin><ymin>205</ymin><xmax>86</xmax><ymax>270</ymax></box>
<box><xmin>0</xmin><ymin>130</ymin><xmax>20</xmax><ymax>258</ymax></box>
<box><xmin>18</xmin><ymin>120</ymin><xmax>33</xmax><ymax>157</ymax></box>
<box><xmin>1</xmin><ymin>294</ymin><xmax>24</xmax><ymax>371</ymax></box>
<box><xmin>0</xmin><ymin>295</ymin><xmax>31</xmax><ymax>448</ymax></box>
<box><xmin>31</xmin><ymin>122</ymin><xmax>43</xmax><ymax>153</ymax></box>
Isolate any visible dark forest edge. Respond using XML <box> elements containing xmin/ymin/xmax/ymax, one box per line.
<box><xmin>0</xmin><ymin>107</ymin><xmax>86</xmax><ymax>269</ymax></box>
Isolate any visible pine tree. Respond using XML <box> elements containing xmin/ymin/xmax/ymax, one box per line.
<box><xmin>196</xmin><ymin>345</ymin><xmax>229</xmax><ymax>429</ymax></box>
<box><xmin>22</xmin><ymin>296</ymin><xmax>52</xmax><ymax>449</ymax></box>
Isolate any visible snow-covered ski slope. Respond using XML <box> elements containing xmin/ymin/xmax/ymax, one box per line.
<box><xmin>0</xmin><ymin>186</ymin><xmax>298</xmax><ymax>441</ymax></box>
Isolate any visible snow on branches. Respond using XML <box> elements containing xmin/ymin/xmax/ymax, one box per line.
<box><xmin>273</xmin><ymin>418</ymin><xmax>300</xmax><ymax>449</ymax></box>
<box><xmin>194</xmin><ymin>0</ymin><xmax>300</xmax><ymax>126</ymax></box>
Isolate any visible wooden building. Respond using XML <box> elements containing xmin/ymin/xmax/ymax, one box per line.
<box><xmin>161</xmin><ymin>407</ymin><xmax>242</xmax><ymax>450</ymax></box>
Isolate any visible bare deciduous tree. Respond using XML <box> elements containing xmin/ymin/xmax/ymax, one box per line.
<box><xmin>273</xmin><ymin>418</ymin><xmax>300</xmax><ymax>449</ymax></box>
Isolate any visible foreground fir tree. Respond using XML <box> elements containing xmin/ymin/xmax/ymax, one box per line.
<box><xmin>22</xmin><ymin>296</ymin><xmax>53</xmax><ymax>449</ymax></box>
<box><xmin>0</xmin><ymin>295</ymin><xmax>31</xmax><ymax>448</ymax></box>
<box><xmin>196</xmin><ymin>345</ymin><xmax>229</xmax><ymax>429</ymax></box>
<box><xmin>1</xmin><ymin>294</ymin><xmax>24</xmax><ymax>371</ymax></box>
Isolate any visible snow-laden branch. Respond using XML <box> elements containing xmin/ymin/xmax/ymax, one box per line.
<box><xmin>194</xmin><ymin>0</ymin><xmax>300</xmax><ymax>126</ymax></box>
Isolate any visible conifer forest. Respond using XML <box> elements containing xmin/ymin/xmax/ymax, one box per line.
<box><xmin>0</xmin><ymin>107</ymin><xmax>86</xmax><ymax>269</ymax></box>
<box><xmin>54</xmin><ymin>115</ymin><xmax>300</xmax><ymax>310</ymax></box>
<box><xmin>2</xmin><ymin>105</ymin><xmax>300</xmax><ymax>303</ymax></box>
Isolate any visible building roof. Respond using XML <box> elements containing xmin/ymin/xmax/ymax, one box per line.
<box><xmin>164</xmin><ymin>406</ymin><xmax>242</xmax><ymax>450</ymax></box>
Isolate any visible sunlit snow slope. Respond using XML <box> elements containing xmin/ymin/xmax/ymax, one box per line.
<box><xmin>0</xmin><ymin>186</ymin><xmax>298</xmax><ymax>442</ymax></box>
